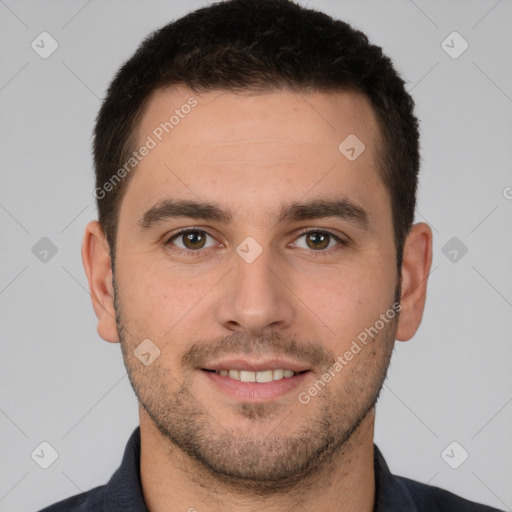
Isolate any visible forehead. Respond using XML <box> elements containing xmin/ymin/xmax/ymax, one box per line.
<box><xmin>138</xmin><ymin>86</ymin><xmax>379</xmax><ymax>153</ymax></box>
<box><xmin>120</xmin><ymin>87</ymin><xmax>387</xmax><ymax>227</ymax></box>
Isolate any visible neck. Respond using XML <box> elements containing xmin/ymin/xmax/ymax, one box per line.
<box><xmin>139</xmin><ymin>407</ymin><xmax>376</xmax><ymax>512</ymax></box>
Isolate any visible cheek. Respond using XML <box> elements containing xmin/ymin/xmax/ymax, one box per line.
<box><xmin>115</xmin><ymin>257</ymin><xmax>220</xmax><ymax>342</ymax></box>
<box><xmin>294</xmin><ymin>257</ymin><xmax>396</xmax><ymax>342</ymax></box>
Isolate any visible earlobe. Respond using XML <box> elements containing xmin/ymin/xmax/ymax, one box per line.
<box><xmin>81</xmin><ymin>221</ymin><xmax>120</xmax><ymax>343</ymax></box>
<box><xmin>395</xmin><ymin>222</ymin><xmax>433</xmax><ymax>342</ymax></box>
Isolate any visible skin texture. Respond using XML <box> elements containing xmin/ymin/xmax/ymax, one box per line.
<box><xmin>82</xmin><ymin>88</ymin><xmax>433</xmax><ymax>512</ymax></box>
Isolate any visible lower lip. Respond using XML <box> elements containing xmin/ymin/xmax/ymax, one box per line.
<box><xmin>202</xmin><ymin>370</ymin><xmax>310</xmax><ymax>401</ymax></box>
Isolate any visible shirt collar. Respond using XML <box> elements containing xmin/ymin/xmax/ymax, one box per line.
<box><xmin>373</xmin><ymin>444</ymin><xmax>419</xmax><ymax>511</ymax></box>
<box><xmin>104</xmin><ymin>426</ymin><xmax>148</xmax><ymax>512</ymax></box>
<box><xmin>104</xmin><ymin>426</ymin><xmax>417</xmax><ymax>512</ymax></box>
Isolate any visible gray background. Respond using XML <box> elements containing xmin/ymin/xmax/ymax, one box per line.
<box><xmin>1</xmin><ymin>0</ymin><xmax>511</xmax><ymax>510</ymax></box>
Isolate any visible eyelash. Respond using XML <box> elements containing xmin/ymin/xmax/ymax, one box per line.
<box><xmin>164</xmin><ymin>227</ymin><xmax>348</xmax><ymax>258</ymax></box>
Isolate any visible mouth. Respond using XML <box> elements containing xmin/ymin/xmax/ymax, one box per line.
<box><xmin>200</xmin><ymin>359</ymin><xmax>311</xmax><ymax>401</ymax></box>
<box><xmin>203</xmin><ymin>368</ymin><xmax>307</xmax><ymax>382</ymax></box>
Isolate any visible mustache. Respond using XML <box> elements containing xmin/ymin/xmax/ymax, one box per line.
<box><xmin>180</xmin><ymin>332</ymin><xmax>336</xmax><ymax>371</ymax></box>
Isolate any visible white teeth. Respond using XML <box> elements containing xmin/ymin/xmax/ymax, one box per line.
<box><xmin>240</xmin><ymin>370</ymin><xmax>256</xmax><ymax>382</ymax></box>
<box><xmin>228</xmin><ymin>369</ymin><xmax>240</xmax><ymax>380</ymax></box>
<box><xmin>216</xmin><ymin>369</ymin><xmax>296</xmax><ymax>382</ymax></box>
<box><xmin>273</xmin><ymin>369</ymin><xmax>284</xmax><ymax>380</ymax></box>
<box><xmin>256</xmin><ymin>370</ymin><xmax>273</xmax><ymax>383</ymax></box>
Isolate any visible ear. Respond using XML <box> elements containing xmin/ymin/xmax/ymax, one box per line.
<box><xmin>395</xmin><ymin>222</ymin><xmax>433</xmax><ymax>341</ymax></box>
<box><xmin>81</xmin><ymin>221</ymin><xmax>119</xmax><ymax>343</ymax></box>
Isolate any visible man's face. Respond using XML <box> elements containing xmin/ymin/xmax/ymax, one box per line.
<box><xmin>112</xmin><ymin>88</ymin><xmax>399</xmax><ymax>485</ymax></box>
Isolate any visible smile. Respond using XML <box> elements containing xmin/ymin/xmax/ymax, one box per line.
<box><xmin>213</xmin><ymin>369</ymin><xmax>297</xmax><ymax>382</ymax></box>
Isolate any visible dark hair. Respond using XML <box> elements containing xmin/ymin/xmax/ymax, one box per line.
<box><xmin>94</xmin><ymin>0</ymin><xmax>419</xmax><ymax>269</ymax></box>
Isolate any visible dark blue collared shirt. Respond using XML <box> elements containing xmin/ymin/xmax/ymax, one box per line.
<box><xmin>37</xmin><ymin>427</ymin><xmax>503</xmax><ymax>511</ymax></box>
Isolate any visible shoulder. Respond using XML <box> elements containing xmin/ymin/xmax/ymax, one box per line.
<box><xmin>37</xmin><ymin>426</ymin><xmax>145</xmax><ymax>512</ymax></box>
<box><xmin>37</xmin><ymin>484</ymin><xmax>105</xmax><ymax>512</ymax></box>
<box><xmin>396</xmin><ymin>475</ymin><xmax>504</xmax><ymax>512</ymax></box>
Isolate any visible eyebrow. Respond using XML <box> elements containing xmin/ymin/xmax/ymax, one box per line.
<box><xmin>138</xmin><ymin>197</ymin><xmax>369</xmax><ymax>230</ymax></box>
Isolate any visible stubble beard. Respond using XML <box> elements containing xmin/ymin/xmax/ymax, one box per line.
<box><xmin>114</xmin><ymin>278</ymin><xmax>398</xmax><ymax>494</ymax></box>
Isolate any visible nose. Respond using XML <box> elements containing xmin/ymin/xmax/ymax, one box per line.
<box><xmin>215</xmin><ymin>240</ymin><xmax>296</xmax><ymax>337</ymax></box>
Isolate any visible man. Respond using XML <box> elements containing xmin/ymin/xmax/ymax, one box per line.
<box><xmin>38</xmin><ymin>0</ymin><xmax>502</xmax><ymax>510</ymax></box>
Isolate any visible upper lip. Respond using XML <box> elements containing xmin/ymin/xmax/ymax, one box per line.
<box><xmin>201</xmin><ymin>357</ymin><xmax>310</xmax><ymax>373</ymax></box>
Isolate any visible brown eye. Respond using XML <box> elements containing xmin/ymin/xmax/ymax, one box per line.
<box><xmin>292</xmin><ymin>230</ymin><xmax>344</xmax><ymax>252</ymax></box>
<box><xmin>182</xmin><ymin>231</ymin><xmax>206</xmax><ymax>249</ymax></box>
<box><xmin>305</xmin><ymin>232</ymin><xmax>331</xmax><ymax>250</ymax></box>
<box><xmin>167</xmin><ymin>229</ymin><xmax>216</xmax><ymax>252</ymax></box>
